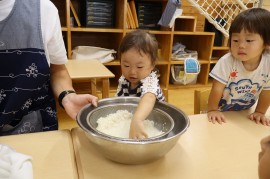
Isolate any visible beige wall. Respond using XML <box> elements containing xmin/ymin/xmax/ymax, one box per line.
<box><xmin>262</xmin><ymin>0</ymin><xmax>270</xmax><ymax>11</ymax></box>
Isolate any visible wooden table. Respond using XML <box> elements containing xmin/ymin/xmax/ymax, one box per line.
<box><xmin>66</xmin><ymin>59</ymin><xmax>115</xmax><ymax>98</ymax></box>
<box><xmin>71</xmin><ymin>108</ymin><xmax>270</xmax><ymax>179</ymax></box>
<box><xmin>0</xmin><ymin>130</ymin><xmax>78</xmax><ymax>179</ymax></box>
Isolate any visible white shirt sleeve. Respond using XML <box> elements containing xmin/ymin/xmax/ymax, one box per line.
<box><xmin>41</xmin><ymin>0</ymin><xmax>68</xmax><ymax>65</ymax></box>
<box><xmin>209</xmin><ymin>53</ymin><xmax>233</xmax><ymax>85</ymax></box>
<box><xmin>141</xmin><ymin>71</ymin><xmax>160</xmax><ymax>96</ymax></box>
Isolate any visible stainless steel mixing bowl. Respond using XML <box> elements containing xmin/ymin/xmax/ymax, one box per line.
<box><xmin>77</xmin><ymin>97</ymin><xmax>190</xmax><ymax>164</ymax></box>
<box><xmin>86</xmin><ymin>103</ymin><xmax>174</xmax><ymax>140</ymax></box>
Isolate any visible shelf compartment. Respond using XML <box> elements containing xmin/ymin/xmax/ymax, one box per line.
<box><xmin>70</xmin><ymin>31</ymin><xmax>123</xmax><ymax>52</ymax></box>
<box><xmin>172</xmin><ymin>33</ymin><xmax>214</xmax><ymax>62</ymax></box>
<box><xmin>155</xmin><ymin>33</ymin><xmax>173</xmax><ymax>61</ymax></box>
<box><xmin>169</xmin><ymin>63</ymin><xmax>209</xmax><ymax>86</ymax></box>
<box><xmin>173</xmin><ymin>16</ymin><xmax>197</xmax><ymax>32</ymax></box>
<box><xmin>211</xmin><ymin>46</ymin><xmax>229</xmax><ymax>63</ymax></box>
<box><xmin>70</xmin><ymin>0</ymin><xmax>125</xmax><ymax>29</ymax></box>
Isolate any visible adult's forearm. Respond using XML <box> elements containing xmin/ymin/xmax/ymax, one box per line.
<box><xmin>50</xmin><ymin>64</ymin><xmax>74</xmax><ymax>98</ymax></box>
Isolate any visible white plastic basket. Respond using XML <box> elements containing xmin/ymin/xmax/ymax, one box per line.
<box><xmin>170</xmin><ymin>65</ymin><xmax>198</xmax><ymax>85</ymax></box>
<box><xmin>170</xmin><ymin>58</ymin><xmax>200</xmax><ymax>85</ymax></box>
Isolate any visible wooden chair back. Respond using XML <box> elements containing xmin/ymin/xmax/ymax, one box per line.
<box><xmin>194</xmin><ymin>88</ymin><xmax>211</xmax><ymax>114</ymax></box>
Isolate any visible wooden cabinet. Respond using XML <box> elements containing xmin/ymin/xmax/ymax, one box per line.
<box><xmin>51</xmin><ymin>0</ymin><xmax>216</xmax><ymax>98</ymax></box>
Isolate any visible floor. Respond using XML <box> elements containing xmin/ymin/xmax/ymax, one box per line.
<box><xmin>58</xmin><ymin>87</ymin><xmax>210</xmax><ymax>130</ymax></box>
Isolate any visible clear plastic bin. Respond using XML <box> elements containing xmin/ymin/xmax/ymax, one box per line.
<box><xmin>170</xmin><ymin>65</ymin><xmax>198</xmax><ymax>85</ymax></box>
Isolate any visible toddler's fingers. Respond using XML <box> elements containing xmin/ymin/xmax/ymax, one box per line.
<box><xmin>136</xmin><ymin>134</ymin><xmax>147</xmax><ymax>140</ymax></box>
<box><xmin>255</xmin><ymin>118</ymin><xmax>261</xmax><ymax>124</ymax></box>
<box><xmin>208</xmin><ymin>117</ymin><xmax>215</xmax><ymax>124</ymax></box>
<box><xmin>260</xmin><ymin>117</ymin><xmax>267</xmax><ymax>126</ymax></box>
<box><xmin>261</xmin><ymin>118</ymin><xmax>270</xmax><ymax>126</ymax></box>
<box><xmin>216</xmin><ymin>116</ymin><xmax>226</xmax><ymax>124</ymax></box>
<box><xmin>249</xmin><ymin>114</ymin><xmax>254</xmax><ymax>121</ymax></box>
<box><xmin>216</xmin><ymin>117</ymin><xmax>223</xmax><ymax>124</ymax></box>
<box><xmin>250</xmin><ymin>114</ymin><xmax>260</xmax><ymax>124</ymax></box>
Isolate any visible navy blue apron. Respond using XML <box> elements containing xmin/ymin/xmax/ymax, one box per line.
<box><xmin>0</xmin><ymin>0</ymin><xmax>58</xmax><ymax>135</ymax></box>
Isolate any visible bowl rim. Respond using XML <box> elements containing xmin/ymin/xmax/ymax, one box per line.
<box><xmin>76</xmin><ymin>97</ymin><xmax>190</xmax><ymax>144</ymax></box>
<box><xmin>85</xmin><ymin>103</ymin><xmax>175</xmax><ymax>141</ymax></box>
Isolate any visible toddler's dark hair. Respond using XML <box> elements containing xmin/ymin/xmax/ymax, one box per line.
<box><xmin>119</xmin><ymin>30</ymin><xmax>158</xmax><ymax>65</ymax></box>
<box><xmin>229</xmin><ymin>8</ymin><xmax>270</xmax><ymax>47</ymax></box>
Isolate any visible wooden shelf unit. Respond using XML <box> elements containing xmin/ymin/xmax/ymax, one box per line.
<box><xmin>52</xmin><ymin>0</ymin><xmax>217</xmax><ymax>98</ymax></box>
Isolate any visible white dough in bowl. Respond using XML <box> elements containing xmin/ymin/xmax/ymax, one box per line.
<box><xmin>96</xmin><ymin>110</ymin><xmax>164</xmax><ymax>138</ymax></box>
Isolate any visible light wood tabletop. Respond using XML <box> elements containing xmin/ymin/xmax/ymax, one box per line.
<box><xmin>65</xmin><ymin>59</ymin><xmax>115</xmax><ymax>98</ymax></box>
<box><xmin>71</xmin><ymin>108</ymin><xmax>270</xmax><ymax>179</ymax></box>
<box><xmin>0</xmin><ymin>130</ymin><xmax>78</xmax><ymax>179</ymax></box>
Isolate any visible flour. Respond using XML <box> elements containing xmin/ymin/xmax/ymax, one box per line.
<box><xmin>96</xmin><ymin>110</ymin><xmax>164</xmax><ymax>138</ymax></box>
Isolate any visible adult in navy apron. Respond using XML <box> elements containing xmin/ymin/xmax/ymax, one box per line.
<box><xmin>0</xmin><ymin>0</ymin><xmax>57</xmax><ymax>135</ymax></box>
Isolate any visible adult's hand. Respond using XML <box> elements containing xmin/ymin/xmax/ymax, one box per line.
<box><xmin>62</xmin><ymin>93</ymin><xmax>98</xmax><ymax>120</ymax></box>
